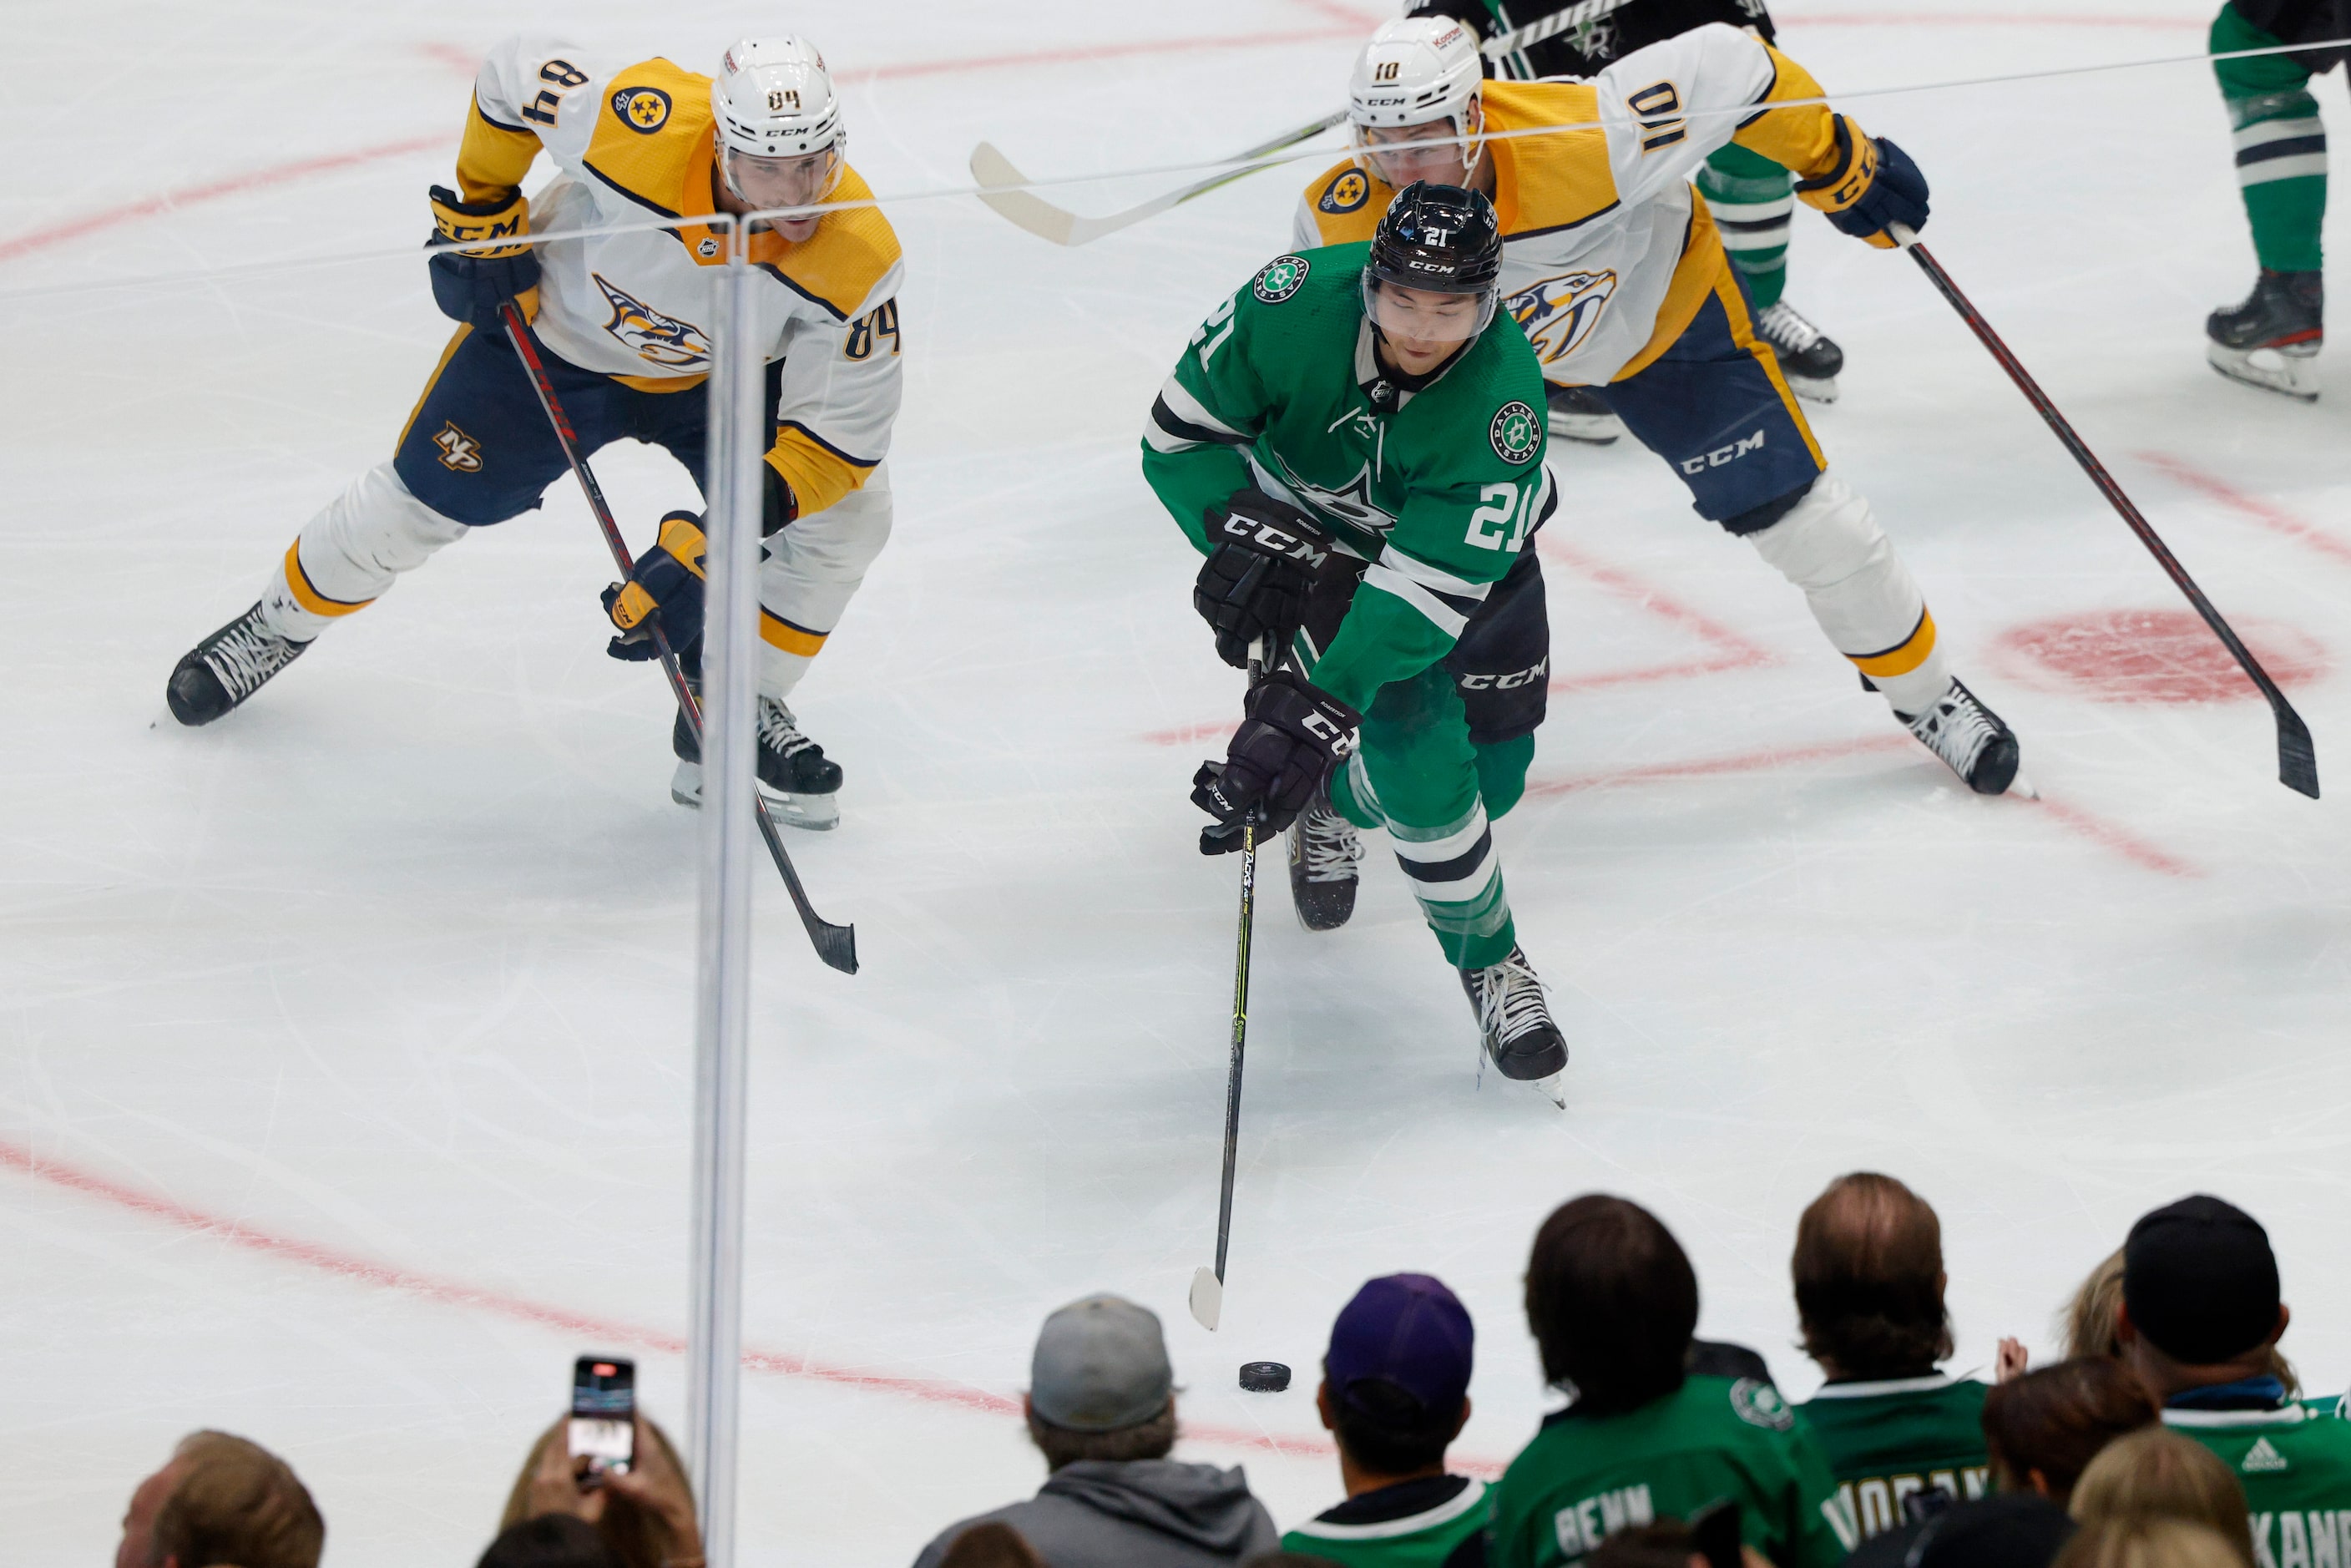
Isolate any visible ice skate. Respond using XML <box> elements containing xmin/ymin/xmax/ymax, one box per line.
<box><xmin>1287</xmin><ymin>787</ymin><xmax>1363</xmax><ymax>932</ymax></box>
<box><xmin>2206</xmin><ymin>270</ymin><xmax>2322</xmax><ymax>402</ymax></box>
<box><xmin>1545</xmin><ymin>383</ymin><xmax>1624</xmax><ymax>444</ymax></box>
<box><xmin>1899</xmin><ymin>676</ymin><xmax>2019</xmax><ymax>797</ymax></box>
<box><xmin>670</xmin><ymin>696</ymin><xmax>843</xmax><ymax>830</ymax></box>
<box><xmin>1460</xmin><ymin>945</ymin><xmax>1568</xmax><ymax>1105</ymax></box>
<box><xmin>165</xmin><ymin>604</ymin><xmax>311</xmax><ymax>727</ymax></box>
<box><xmin>1754</xmin><ymin>301</ymin><xmax>1844</xmax><ymax>403</ymax></box>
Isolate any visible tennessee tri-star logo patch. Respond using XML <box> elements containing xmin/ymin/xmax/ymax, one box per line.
<box><xmin>1319</xmin><ymin>169</ymin><xmax>1370</xmax><ymax>215</ymax></box>
<box><xmin>1253</xmin><ymin>255</ymin><xmax>1310</xmax><ymax>304</ymax></box>
<box><xmin>613</xmin><ymin>86</ymin><xmax>671</xmax><ymax>133</ymax></box>
<box><xmin>1489</xmin><ymin>401</ymin><xmax>1540</xmax><ymax>464</ymax></box>
<box><xmin>433</xmin><ymin>422</ymin><xmax>483</xmax><ymax>473</ymax></box>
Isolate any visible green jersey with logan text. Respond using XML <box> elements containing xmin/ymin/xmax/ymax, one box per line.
<box><xmin>1141</xmin><ymin>244</ymin><xmax>1555</xmax><ymax>715</ymax></box>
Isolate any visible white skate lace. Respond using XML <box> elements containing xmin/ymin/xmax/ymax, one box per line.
<box><xmin>203</xmin><ymin>616</ymin><xmax>301</xmax><ymax>699</ymax></box>
<box><xmin>755</xmin><ymin>699</ymin><xmax>821</xmax><ymax>760</ymax></box>
<box><xmin>1476</xmin><ymin>952</ymin><xmax>1555</xmax><ymax>1047</ymax></box>
<box><xmin>1298</xmin><ymin>803</ymin><xmax>1363</xmax><ymax>883</ymax></box>
<box><xmin>1908</xmin><ymin>681</ymin><xmax>1999</xmax><ymax>776</ymax></box>
<box><xmin>1756</xmin><ymin>301</ymin><xmax>1823</xmax><ymax>354</ymax></box>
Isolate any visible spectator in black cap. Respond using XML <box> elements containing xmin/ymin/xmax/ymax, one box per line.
<box><xmin>2116</xmin><ymin>1195</ymin><xmax>2351</xmax><ymax>1552</ymax></box>
<box><xmin>1282</xmin><ymin>1273</ymin><xmax>1486</xmax><ymax>1567</ymax></box>
<box><xmin>913</xmin><ymin>1293</ymin><xmax>1278</xmax><ymax>1568</ymax></box>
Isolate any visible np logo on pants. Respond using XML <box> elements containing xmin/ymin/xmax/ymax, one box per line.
<box><xmin>1681</xmin><ymin>429</ymin><xmax>1766</xmax><ymax>474</ymax></box>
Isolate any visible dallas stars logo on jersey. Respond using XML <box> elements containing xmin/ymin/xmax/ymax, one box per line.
<box><xmin>1491</xmin><ymin>401</ymin><xmax>1541</xmax><ymax>464</ymax></box>
<box><xmin>1255</xmin><ymin>255</ymin><xmax>1311</xmax><ymax>304</ymax></box>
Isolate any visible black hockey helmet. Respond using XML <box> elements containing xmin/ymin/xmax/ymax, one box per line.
<box><xmin>1362</xmin><ymin>180</ymin><xmax>1503</xmax><ymax>345</ymax></box>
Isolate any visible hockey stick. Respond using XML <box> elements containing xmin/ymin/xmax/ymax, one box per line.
<box><xmin>1481</xmin><ymin>0</ymin><xmax>1641</xmax><ymax>63</ymax></box>
<box><xmin>1890</xmin><ymin>229</ymin><xmax>2318</xmax><ymax>799</ymax></box>
<box><xmin>1189</xmin><ymin>637</ymin><xmax>1273</xmax><ymax>1333</ymax></box>
<box><xmin>971</xmin><ymin>112</ymin><xmax>1344</xmax><ymax>247</ymax></box>
<box><xmin>498</xmin><ymin>303</ymin><xmax>862</xmax><ymax>969</ymax></box>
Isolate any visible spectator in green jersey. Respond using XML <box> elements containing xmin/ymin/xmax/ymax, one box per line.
<box><xmin>915</xmin><ymin>1293</ymin><xmax>1279</xmax><ymax>1568</ymax></box>
<box><xmin>2069</xmin><ymin>1428</ymin><xmax>2253</xmax><ymax>1567</ymax></box>
<box><xmin>1283</xmin><ymin>1274</ymin><xmax>1487</xmax><ymax>1567</ymax></box>
<box><xmin>2118</xmin><ymin>1196</ymin><xmax>2351</xmax><ymax>1561</ymax></box>
<box><xmin>1484</xmin><ymin>1196</ymin><xmax>1854</xmax><ymax>1568</ymax></box>
<box><xmin>1983</xmin><ymin>1358</ymin><xmax>2161</xmax><ymax>1505</ymax></box>
<box><xmin>1791</xmin><ymin>1173</ymin><xmax>1992</xmax><ymax>1537</ymax></box>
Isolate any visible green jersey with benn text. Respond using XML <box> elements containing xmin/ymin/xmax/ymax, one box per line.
<box><xmin>1799</xmin><ymin>1374</ymin><xmax>1992</xmax><ymax>1540</ymax></box>
<box><xmin>1140</xmin><ymin>244</ymin><xmax>1555</xmax><ymax>715</ymax></box>
<box><xmin>1485</xmin><ymin>1374</ymin><xmax>1856</xmax><ymax>1568</ymax></box>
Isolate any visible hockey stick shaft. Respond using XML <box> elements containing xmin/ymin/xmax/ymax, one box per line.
<box><xmin>498</xmin><ymin>304</ymin><xmax>862</xmax><ymax>969</ymax></box>
<box><xmin>970</xmin><ymin>112</ymin><xmax>1344</xmax><ymax>247</ymax></box>
<box><xmin>1894</xmin><ymin>236</ymin><xmax>2318</xmax><ymax>799</ymax></box>
<box><xmin>1483</xmin><ymin>0</ymin><xmax>1640</xmax><ymax>60</ymax></box>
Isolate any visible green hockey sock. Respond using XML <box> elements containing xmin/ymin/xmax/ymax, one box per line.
<box><xmin>1699</xmin><ymin>143</ymin><xmax>1794</xmax><ymax>309</ymax></box>
<box><xmin>1474</xmin><ymin>733</ymin><xmax>1535</xmax><ymax>820</ymax></box>
<box><xmin>2213</xmin><ymin>4</ymin><xmax>2327</xmax><ymax>273</ymax></box>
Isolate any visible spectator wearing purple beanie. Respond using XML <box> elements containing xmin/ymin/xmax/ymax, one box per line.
<box><xmin>1283</xmin><ymin>1274</ymin><xmax>1487</xmax><ymax>1568</ymax></box>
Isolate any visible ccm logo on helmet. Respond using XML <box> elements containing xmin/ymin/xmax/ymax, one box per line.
<box><xmin>1458</xmin><ymin>657</ymin><xmax>1549</xmax><ymax>691</ymax></box>
<box><xmin>1680</xmin><ymin>430</ymin><xmax>1767</xmax><ymax>473</ymax></box>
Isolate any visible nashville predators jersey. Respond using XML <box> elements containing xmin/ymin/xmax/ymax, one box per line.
<box><xmin>458</xmin><ymin>35</ymin><xmax>902</xmax><ymax>518</ymax></box>
<box><xmin>1293</xmin><ymin>23</ymin><xmax>1845</xmax><ymax>386</ymax></box>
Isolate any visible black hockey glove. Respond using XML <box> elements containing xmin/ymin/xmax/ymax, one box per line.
<box><xmin>1192</xmin><ymin>668</ymin><xmax>1362</xmax><ymax>852</ymax></box>
<box><xmin>426</xmin><ymin>185</ymin><xmax>541</xmax><ymax>328</ymax></box>
<box><xmin>1797</xmin><ymin>121</ymin><xmax>1929</xmax><ymax>249</ymax></box>
<box><xmin>761</xmin><ymin>463</ymin><xmax>798</xmax><ymax>536</ymax></box>
<box><xmin>1194</xmin><ymin>489</ymin><xmax>1333</xmax><ymax>670</ymax></box>
<box><xmin>602</xmin><ymin>512</ymin><xmax>706</xmax><ymax>660</ymax></box>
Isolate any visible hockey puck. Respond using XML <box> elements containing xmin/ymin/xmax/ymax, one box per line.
<box><xmin>1238</xmin><ymin>1361</ymin><xmax>1292</xmax><ymax>1393</ymax></box>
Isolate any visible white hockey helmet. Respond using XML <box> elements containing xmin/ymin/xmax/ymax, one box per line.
<box><xmin>711</xmin><ymin>36</ymin><xmax>846</xmax><ymax>210</ymax></box>
<box><xmin>1348</xmin><ymin>18</ymin><xmax>1485</xmax><ymax>185</ymax></box>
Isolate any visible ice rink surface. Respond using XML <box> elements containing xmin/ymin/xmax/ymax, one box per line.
<box><xmin>4</xmin><ymin>0</ymin><xmax>2348</xmax><ymax>1560</ymax></box>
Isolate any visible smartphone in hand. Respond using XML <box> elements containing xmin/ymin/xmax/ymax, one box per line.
<box><xmin>1691</xmin><ymin>1498</ymin><xmax>1743</xmax><ymax>1568</ymax></box>
<box><xmin>568</xmin><ymin>1356</ymin><xmax>636</xmax><ymax>1485</ymax></box>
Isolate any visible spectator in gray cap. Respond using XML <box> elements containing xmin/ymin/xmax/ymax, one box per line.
<box><xmin>913</xmin><ymin>1292</ymin><xmax>1279</xmax><ymax>1568</ymax></box>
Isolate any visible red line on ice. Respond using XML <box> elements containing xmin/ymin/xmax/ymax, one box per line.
<box><xmin>2133</xmin><ymin>453</ymin><xmax>2351</xmax><ymax>571</ymax></box>
<box><xmin>0</xmin><ymin>1138</ymin><xmax>1512</xmax><ymax>1472</ymax></box>
<box><xmin>1539</xmin><ymin>537</ymin><xmax>1777</xmax><ymax>667</ymax></box>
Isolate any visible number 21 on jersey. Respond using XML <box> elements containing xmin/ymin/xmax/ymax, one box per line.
<box><xmin>1464</xmin><ymin>479</ymin><xmax>1538</xmax><ymax>552</ymax></box>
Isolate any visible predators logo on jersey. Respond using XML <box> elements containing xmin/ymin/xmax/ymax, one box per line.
<box><xmin>1507</xmin><ymin>270</ymin><xmax>1620</xmax><ymax>365</ymax></box>
<box><xmin>1319</xmin><ymin>169</ymin><xmax>1371</xmax><ymax>215</ymax></box>
<box><xmin>613</xmin><ymin>86</ymin><xmax>671</xmax><ymax>133</ymax></box>
<box><xmin>594</xmin><ymin>274</ymin><xmax>712</xmax><ymax>369</ymax></box>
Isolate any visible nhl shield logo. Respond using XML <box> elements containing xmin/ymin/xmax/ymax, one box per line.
<box><xmin>1489</xmin><ymin>401</ymin><xmax>1540</xmax><ymax>465</ymax></box>
<box><xmin>1319</xmin><ymin>169</ymin><xmax>1370</xmax><ymax>215</ymax></box>
<box><xmin>613</xmin><ymin>86</ymin><xmax>671</xmax><ymax>133</ymax></box>
<box><xmin>1254</xmin><ymin>255</ymin><xmax>1310</xmax><ymax>304</ymax></box>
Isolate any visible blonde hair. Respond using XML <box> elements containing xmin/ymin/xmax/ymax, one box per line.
<box><xmin>500</xmin><ymin>1418</ymin><xmax>691</xmax><ymax>1568</ymax></box>
<box><xmin>2070</xmin><ymin>1429</ymin><xmax>2252</xmax><ymax>1565</ymax></box>
<box><xmin>2055</xmin><ymin>1518</ymin><xmax>2251</xmax><ymax>1568</ymax></box>
<box><xmin>150</xmin><ymin>1430</ymin><xmax>324</xmax><ymax>1568</ymax></box>
<box><xmin>2062</xmin><ymin>1248</ymin><xmax>2298</xmax><ymax>1395</ymax></box>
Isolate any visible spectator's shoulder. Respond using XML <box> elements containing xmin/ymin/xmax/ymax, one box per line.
<box><xmin>1690</xmin><ymin>1338</ymin><xmax>1777</xmax><ymax>1386</ymax></box>
<box><xmin>913</xmin><ymin>1502</ymin><xmax>1034</xmax><ymax>1568</ymax></box>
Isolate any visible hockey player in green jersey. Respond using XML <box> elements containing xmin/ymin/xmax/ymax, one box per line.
<box><xmin>1144</xmin><ymin>183</ymin><xmax>1570</xmax><ymax>1094</ymax></box>
<box><xmin>1486</xmin><ymin>1196</ymin><xmax>1856</xmax><ymax>1568</ymax></box>
<box><xmin>1792</xmin><ymin>1174</ymin><xmax>1991</xmax><ymax>1538</ymax></box>
<box><xmin>2119</xmin><ymin>1196</ymin><xmax>2351</xmax><ymax>1555</ymax></box>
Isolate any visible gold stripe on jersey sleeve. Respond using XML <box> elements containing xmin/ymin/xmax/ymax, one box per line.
<box><xmin>581</xmin><ymin>58</ymin><xmax>717</xmax><ymax>221</ymax></box>
<box><xmin>750</xmin><ymin>164</ymin><xmax>903</xmax><ymax>320</ymax></box>
<box><xmin>458</xmin><ymin>94</ymin><xmax>543</xmax><ymax>203</ymax></box>
<box><xmin>1300</xmin><ymin>159</ymin><xmax>1388</xmax><ymax>247</ymax></box>
<box><xmin>1482</xmin><ymin>80</ymin><xmax>1617</xmax><ymax>237</ymax></box>
<box><xmin>764</xmin><ymin>422</ymin><xmax>877</xmax><ymax>523</ymax></box>
<box><xmin>1726</xmin><ymin>45</ymin><xmax>1841</xmax><ymax>181</ymax></box>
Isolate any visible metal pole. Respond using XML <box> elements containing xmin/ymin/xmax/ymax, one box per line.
<box><xmin>686</xmin><ymin>214</ymin><xmax>761</xmax><ymax>1568</ymax></box>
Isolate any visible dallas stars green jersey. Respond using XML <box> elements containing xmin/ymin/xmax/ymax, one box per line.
<box><xmin>1282</xmin><ymin>1474</ymin><xmax>1489</xmax><ymax>1567</ymax></box>
<box><xmin>1141</xmin><ymin>244</ymin><xmax>1555</xmax><ymax>714</ymax></box>
<box><xmin>1486</xmin><ymin>1375</ymin><xmax>1856</xmax><ymax>1568</ymax></box>
<box><xmin>1798</xmin><ymin>1374</ymin><xmax>1992</xmax><ymax>1539</ymax></box>
<box><xmin>2166</xmin><ymin>1400</ymin><xmax>2351</xmax><ymax>1568</ymax></box>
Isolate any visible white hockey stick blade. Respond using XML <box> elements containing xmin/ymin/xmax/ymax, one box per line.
<box><xmin>1189</xmin><ymin>1267</ymin><xmax>1223</xmax><ymax>1331</ymax></box>
<box><xmin>970</xmin><ymin>114</ymin><xmax>1344</xmax><ymax>248</ymax></box>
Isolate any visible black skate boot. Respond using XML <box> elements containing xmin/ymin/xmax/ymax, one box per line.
<box><xmin>1287</xmin><ymin>787</ymin><xmax>1363</xmax><ymax>932</ymax></box>
<box><xmin>670</xmin><ymin>695</ymin><xmax>843</xmax><ymax>830</ymax></box>
<box><xmin>2207</xmin><ymin>270</ymin><xmax>2323</xmax><ymax>402</ymax></box>
<box><xmin>1899</xmin><ymin>676</ymin><xmax>2020</xmax><ymax>796</ymax></box>
<box><xmin>1754</xmin><ymin>301</ymin><xmax>1845</xmax><ymax>403</ymax></box>
<box><xmin>165</xmin><ymin>603</ymin><xmax>311</xmax><ymax>726</ymax></box>
<box><xmin>1545</xmin><ymin>383</ymin><xmax>1624</xmax><ymax>444</ymax></box>
<box><xmin>1459</xmin><ymin>945</ymin><xmax>1568</xmax><ymax>1105</ymax></box>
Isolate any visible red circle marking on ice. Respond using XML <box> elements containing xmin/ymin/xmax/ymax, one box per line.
<box><xmin>2000</xmin><ymin>609</ymin><xmax>2327</xmax><ymax>704</ymax></box>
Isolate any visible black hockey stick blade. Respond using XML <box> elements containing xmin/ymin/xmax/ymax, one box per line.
<box><xmin>1891</xmin><ymin>233</ymin><xmax>2318</xmax><ymax>799</ymax></box>
<box><xmin>754</xmin><ymin>806</ymin><xmax>859</xmax><ymax>973</ymax></box>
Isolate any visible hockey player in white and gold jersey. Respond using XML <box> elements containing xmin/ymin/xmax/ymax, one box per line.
<box><xmin>165</xmin><ymin>34</ymin><xmax>902</xmax><ymax>830</ymax></box>
<box><xmin>1292</xmin><ymin>18</ymin><xmax>2023</xmax><ymax>800</ymax></box>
